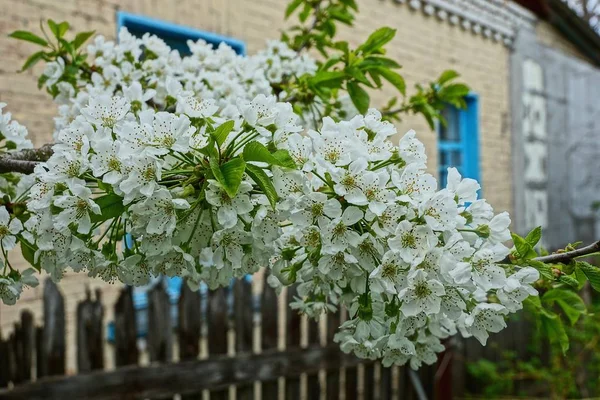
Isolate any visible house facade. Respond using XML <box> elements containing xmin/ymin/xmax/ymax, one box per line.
<box><xmin>0</xmin><ymin>0</ymin><xmax>597</xmax><ymax>374</ymax></box>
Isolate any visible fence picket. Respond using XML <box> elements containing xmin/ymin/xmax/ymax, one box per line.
<box><xmin>235</xmin><ymin>278</ymin><xmax>254</xmax><ymax>400</ymax></box>
<box><xmin>14</xmin><ymin>310</ymin><xmax>34</xmax><ymax>384</ymax></box>
<box><xmin>178</xmin><ymin>280</ymin><xmax>202</xmax><ymax>400</ymax></box>
<box><xmin>261</xmin><ymin>271</ymin><xmax>279</xmax><ymax>400</ymax></box>
<box><xmin>0</xmin><ymin>333</ymin><xmax>9</xmax><ymax>388</ymax></box>
<box><xmin>379</xmin><ymin>364</ymin><xmax>392</xmax><ymax>400</ymax></box>
<box><xmin>207</xmin><ymin>286</ymin><xmax>229</xmax><ymax>400</ymax></box>
<box><xmin>325</xmin><ymin>309</ymin><xmax>341</xmax><ymax>400</ymax></box>
<box><xmin>41</xmin><ymin>278</ymin><xmax>65</xmax><ymax>377</ymax></box>
<box><xmin>77</xmin><ymin>288</ymin><xmax>104</xmax><ymax>372</ymax></box>
<box><xmin>285</xmin><ymin>285</ymin><xmax>301</xmax><ymax>400</ymax></box>
<box><xmin>306</xmin><ymin>316</ymin><xmax>320</xmax><ymax>400</ymax></box>
<box><xmin>114</xmin><ymin>286</ymin><xmax>138</xmax><ymax>367</ymax></box>
<box><xmin>147</xmin><ymin>282</ymin><xmax>173</xmax><ymax>364</ymax></box>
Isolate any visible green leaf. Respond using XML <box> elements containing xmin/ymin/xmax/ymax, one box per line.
<box><xmin>309</xmin><ymin>71</ymin><xmax>346</xmax><ymax>86</ymax></box>
<box><xmin>20</xmin><ymin>239</ymin><xmax>37</xmax><ymax>268</ymax></box>
<box><xmin>528</xmin><ymin>260</ymin><xmax>554</xmax><ymax>280</ymax></box>
<box><xmin>525</xmin><ymin>226</ymin><xmax>542</xmax><ymax>247</ymax></box>
<box><xmin>48</xmin><ymin>20</ymin><xmax>59</xmax><ymax>38</ymax></box>
<box><xmin>285</xmin><ymin>0</ymin><xmax>303</xmax><ymax>18</ymax></box>
<box><xmin>20</xmin><ymin>51</ymin><xmax>46</xmax><ymax>72</ymax></box>
<box><xmin>210</xmin><ymin>157</ymin><xmax>246</xmax><ymax>198</ymax></box>
<box><xmin>271</xmin><ymin>149</ymin><xmax>297</xmax><ymax>169</ymax></box>
<box><xmin>511</xmin><ymin>233</ymin><xmax>533</xmax><ymax>259</ymax></box>
<box><xmin>576</xmin><ymin>261</ymin><xmax>600</xmax><ymax>292</ymax></box>
<box><xmin>558</xmin><ymin>274</ymin><xmax>579</xmax><ymax>289</ymax></box>
<box><xmin>9</xmin><ymin>31</ymin><xmax>48</xmax><ymax>47</ymax></box>
<box><xmin>246</xmin><ymin>164</ymin><xmax>278</xmax><ymax>209</ymax></box>
<box><xmin>72</xmin><ymin>30</ymin><xmax>95</xmax><ymax>50</ymax></box>
<box><xmin>540</xmin><ymin>311</ymin><xmax>569</xmax><ymax>354</ymax></box>
<box><xmin>542</xmin><ymin>288</ymin><xmax>586</xmax><ymax>326</ymax></box>
<box><xmin>438</xmin><ymin>83</ymin><xmax>470</xmax><ymax>100</ymax></box>
<box><xmin>347</xmin><ymin>82</ymin><xmax>370</xmax><ymax>114</ymax></box>
<box><xmin>437</xmin><ymin>69</ymin><xmax>459</xmax><ymax>85</ymax></box>
<box><xmin>357</xmin><ymin>27</ymin><xmax>396</xmax><ymax>54</ymax></box>
<box><xmin>243</xmin><ymin>141</ymin><xmax>276</xmax><ymax>164</ymax></box>
<box><xmin>211</xmin><ymin>120</ymin><xmax>235</xmax><ymax>147</ymax></box>
<box><xmin>91</xmin><ymin>193</ymin><xmax>125</xmax><ymax>223</ymax></box>
<box><xmin>376</xmin><ymin>67</ymin><xmax>406</xmax><ymax>95</ymax></box>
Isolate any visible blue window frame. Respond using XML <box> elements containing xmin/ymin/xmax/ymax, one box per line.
<box><xmin>437</xmin><ymin>94</ymin><xmax>480</xmax><ymax>189</ymax></box>
<box><xmin>116</xmin><ymin>12</ymin><xmax>246</xmax><ymax>56</ymax></box>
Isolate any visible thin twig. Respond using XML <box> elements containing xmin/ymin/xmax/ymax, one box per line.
<box><xmin>533</xmin><ymin>240</ymin><xmax>600</xmax><ymax>264</ymax></box>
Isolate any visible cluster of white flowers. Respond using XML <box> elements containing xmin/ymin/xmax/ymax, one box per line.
<box><xmin>1</xmin><ymin>30</ymin><xmax>541</xmax><ymax>370</ymax></box>
<box><xmin>51</xmin><ymin>29</ymin><xmax>317</xmax><ymax>136</ymax></box>
<box><xmin>267</xmin><ymin>109</ymin><xmax>540</xmax><ymax>369</ymax></box>
<box><xmin>0</xmin><ymin>103</ymin><xmax>33</xmax><ymax>152</ymax></box>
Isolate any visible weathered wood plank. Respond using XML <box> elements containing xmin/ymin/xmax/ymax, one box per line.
<box><xmin>363</xmin><ymin>364</ymin><xmax>375</xmax><ymax>400</ymax></box>
<box><xmin>0</xmin><ymin>334</ymin><xmax>9</xmax><ymax>388</ymax></box>
<box><xmin>19</xmin><ymin>311</ymin><xmax>34</xmax><ymax>383</ymax></box>
<box><xmin>379</xmin><ymin>365</ymin><xmax>392</xmax><ymax>400</ymax></box>
<box><xmin>113</xmin><ymin>287</ymin><xmax>138</xmax><ymax>367</ymax></box>
<box><xmin>306</xmin><ymin>316</ymin><xmax>321</xmax><ymax>400</ymax></box>
<box><xmin>41</xmin><ymin>279</ymin><xmax>65</xmax><ymax>377</ymax></box>
<box><xmin>285</xmin><ymin>285</ymin><xmax>301</xmax><ymax>400</ymax></box>
<box><xmin>147</xmin><ymin>283</ymin><xmax>173</xmax><ymax>364</ymax></box>
<box><xmin>77</xmin><ymin>289</ymin><xmax>104</xmax><ymax>373</ymax></box>
<box><xmin>207</xmin><ymin>286</ymin><xmax>228</xmax><ymax>400</ymax></box>
<box><xmin>178</xmin><ymin>282</ymin><xmax>202</xmax><ymax>400</ymax></box>
<box><xmin>325</xmin><ymin>310</ymin><xmax>340</xmax><ymax>400</ymax></box>
<box><xmin>234</xmin><ymin>278</ymin><xmax>254</xmax><ymax>400</ymax></box>
<box><xmin>344</xmin><ymin>366</ymin><xmax>358</xmax><ymax>400</ymax></box>
<box><xmin>178</xmin><ymin>280</ymin><xmax>201</xmax><ymax>361</ymax></box>
<box><xmin>260</xmin><ymin>271</ymin><xmax>279</xmax><ymax>400</ymax></box>
<box><xmin>0</xmin><ymin>346</ymin><xmax>365</xmax><ymax>400</ymax></box>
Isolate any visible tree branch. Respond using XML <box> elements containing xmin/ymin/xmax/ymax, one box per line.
<box><xmin>0</xmin><ymin>144</ymin><xmax>54</xmax><ymax>174</ymax></box>
<box><xmin>533</xmin><ymin>240</ymin><xmax>600</xmax><ymax>264</ymax></box>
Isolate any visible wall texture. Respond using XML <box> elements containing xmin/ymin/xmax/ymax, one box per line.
<box><xmin>0</xmin><ymin>0</ymin><xmax>522</xmax><ymax>373</ymax></box>
<box><xmin>511</xmin><ymin>18</ymin><xmax>600</xmax><ymax>249</ymax></box>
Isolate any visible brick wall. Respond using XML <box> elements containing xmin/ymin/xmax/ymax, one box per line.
<box><xmin>0</xmin><ymin>0</ymin><xmax>514</xmax><ymax>373</ymax></box>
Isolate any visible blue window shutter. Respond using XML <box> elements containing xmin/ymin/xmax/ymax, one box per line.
<box><xmin>438</xmin><ymin>94</ymin><xmax>480</xmax><ymax>191</ymax></box>
<box><xmin>116</xmin><ymin>12</ymin><xmax>246</xmax><ymax>55</ymax></box>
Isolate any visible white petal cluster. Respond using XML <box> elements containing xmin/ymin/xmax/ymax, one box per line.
<box><xmin>4</xmin><ymin>30</ymin><xmax>540</xmax><ymax>370</ymax></box>
<box><xmin>53</xmin><ymin>28</ymin><xmax>317</xmax><ymax>135</ymax></box>
<box><xmin>0</xmin><ymin>103</ymin><xmax>33</xmax><ymax>152</ymax></box>
<box><xmin>269</xmin><ymin>109</ymin><xmax>540</xmax><ymax>369</ymax></box>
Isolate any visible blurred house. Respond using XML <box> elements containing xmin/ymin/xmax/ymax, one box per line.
<box><xmin>0</xmin><ymin>0</ymin><xmax>598</xmax><ymax>374</ymax></box>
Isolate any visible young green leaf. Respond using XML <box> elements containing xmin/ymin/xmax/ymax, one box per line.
<box><xmin>540</xmin><ymin>311</ymin><xmax>569</xmax><ymax>354</ymax></box>
<box><xmin>9</xmin><ymin>31</ymin><xmax>48</xmax><ymax>47</ymax></box>
<box><xmin>285</xmin><ymin>0</ymin><xmax>303</xmax><ymax>19</ymax></box>
<box><xmin>542</xmin><ymin>288</ymin><xmax>586</xmax><ymax>326</ymax></box>
<box><xmin>576</xmin><ymin>261</ymin><xmax>600</xmax><ymax>292</ymax></box>
<box><xmin>20</xmin><ymin>51</ymin><xmax>46</xmax><ymax>72</ymax></box>
<box><xmin>210</xmin><ymin>157</ymin><xmax>247</xmax><ymax>198</ymax></box>
<box><xmin>511</xmin><ymin>233</ymin><xmax>533</xmax><ymax>259</ymax></box>
<box><xmin>375</xmin><ymin>67</ymin><xmax>406</xmax><ymax>95</ymax></box>
<box><xmin>358</xmin><ymin>27</ymin><xmax>396</xmax><ymax>54</ymax></box>
<box><xmin>271</xmin><ymin>149</ymin><xmax>297</xmax><ymax>169</ymax></box>
<box><xmin>525</xmin><ymin>226</ymin><xmax>542</xmax><ymax>247</ymax></box>
<box><xmin>347</xmin><ymin>81</ymin><xmax>370</xmax><ymax>114</ymax></box>
<box><xmin>243</xmin><ymin>141</ymin><xmax>275</xmax><ymax>164</ymax></box>
<box><xmin>91</xmin><ymin>193</ymin><xmax>125</xmax><ymax>223</ymax></box>
<box><xmin>72</xmin><ymin>31</ymin><xmax>95</xmax><ymax>50</ymax></box>
<box><xmin>246</xmin><ymin>164</ymin><xmax>278</xmax><ymax>209</ymax></box>
<box><xmin>211</xmin><ymin>120</ymin><xmax>235</xmax><ymax>147</ymax></box>
<box><xmin>437</xmin><ymin>69</ymin><xmax>459</xmax><ymax>85</ymax></box>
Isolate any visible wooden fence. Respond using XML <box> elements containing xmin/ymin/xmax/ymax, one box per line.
<box><xmin>0</xmin><ymin>273</ymin><xmax>446</xmax><ymax>400</ymax></box>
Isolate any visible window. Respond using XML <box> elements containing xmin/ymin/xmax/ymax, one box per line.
<box><xmin>437</xmin><ymin>94</ymin><xmax>480</xmax><ymax>189</ymax></box>
<box><xmin>116</xmin><ymin>12</ymin><xmax>246</xmax><ymax>56</ymax></box>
